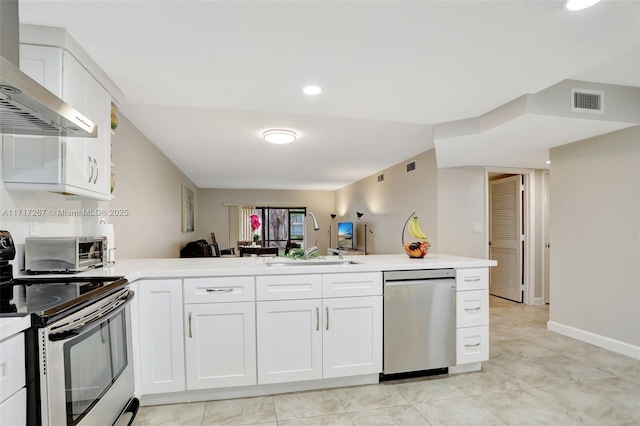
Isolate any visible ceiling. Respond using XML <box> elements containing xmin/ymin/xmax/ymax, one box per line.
<box><xmin>17</xmin><ymin>1</ymin><xmax>640</xmax><ymax>190</ymax></box>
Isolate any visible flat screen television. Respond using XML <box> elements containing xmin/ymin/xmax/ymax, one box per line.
<box><xmin>337</xmin><ymin>221</ymin><xmax>356</xmax><ymax>250</ymax></box>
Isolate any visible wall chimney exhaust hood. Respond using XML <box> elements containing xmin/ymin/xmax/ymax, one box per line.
<box><xmin>0</xmin><ymin>0</ymin><xmax>97</xmax><ymax>138</ymax></box>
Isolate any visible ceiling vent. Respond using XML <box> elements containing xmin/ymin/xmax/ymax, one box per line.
<box><xmin>377</xmin><ymin>174</ymin><xmax>384</xmax><ymax>183</ymax></box>
<box><xmin>571</xmin><ymin>88</ymin><xmax>604</xmax><ymax>114</ymax></box>
<box><xmin>406</xmin><ymin>161</ymin><xmax>416</xmax><ymax>173</ymax></box>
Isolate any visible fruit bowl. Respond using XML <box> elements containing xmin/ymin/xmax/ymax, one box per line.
<box><xmin>403</xmin><ymin>241</ymin><xmax>429</xmax><ymax>258</ymax></box>
<box><xmin>402</xmin><ymin>211</ymin><xmax>431</xmax><ymax>259</ymax></box>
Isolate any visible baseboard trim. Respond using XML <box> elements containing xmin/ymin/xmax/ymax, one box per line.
<box><xmin>532</xmin><ymin>297</ymin><xmax>545</xmax><ymax>306</ymax></box>
<box><xmin>547</xmin><ymin>321</ymin><xmax>640</xmax><ymax>360</ymax></box>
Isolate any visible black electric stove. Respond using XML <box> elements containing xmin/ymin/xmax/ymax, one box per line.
<box><xmin>1</xmin><ymin>276</ymin><xmax>128</xmax><ymax>327</ymax></box>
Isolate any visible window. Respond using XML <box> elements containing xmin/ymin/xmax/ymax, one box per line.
<box><xmin>256</xmin><ymin>207</ymin><xmax>306</xmax><ymax>253</ymax></box>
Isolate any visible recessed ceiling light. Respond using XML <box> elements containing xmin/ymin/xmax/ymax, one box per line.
<box><xmin>565</xmin><ymin>0</ymin><xmax>600</xmax><ymax>11</ymax></box>
<box><xmin>263</xmin><ymin>129</ymin><xmax>297</xmax><ymax>144</ymax></box>
<box><xmin>303</xmin><ymin>85</ymin><xmax>322</xmax><ymax>96</ymax></box>
<box><xmin>546</xmin><ymin>160</ymin><xmax>551</xmax><ymax>165</ymax></box>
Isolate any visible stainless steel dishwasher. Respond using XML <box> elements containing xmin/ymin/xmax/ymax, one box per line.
<box><xmin>382</xmin><ymin>269</ymin><xmax>456</xmax><ymax>377</ymax></box>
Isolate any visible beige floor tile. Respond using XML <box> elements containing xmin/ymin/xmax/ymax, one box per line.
<box><xmin>202</xmin><ymin>396</ymin><xmax>276</xmax><ymax>425</ymax></box>
<box><xmin>273</xmin><ymin>389</ymin><xmax>346</xmax><ymax>420</ymax></box>
<box><xmin>335</xmin><ymin>384</ymin><xmax>409</xmax><ymax>412</ymax></box>
<box><xmin>348</xmin><ymin>405</ymin><xmax>430</xmax><ymax>425</ymax></box>
<box><xmin>133</xmin><ymin>402</ymin><xmax>205</xmax><ymax>426</ymax></box>
<box><xmin>496</xmin><ymin>338</ymin><xmax>558</xmax><ymax>359</ymax></box>
<box><xmin>474</xmin><ymin>390</ymin><xmax>581</xmax><ymax>425</ymax></box>
<box><xmin>277</xmin><ymin>414</ymin><xmax>354</xmax><ymax>426</ymax></box>
<box><xmin>394</xmin><ymin>376</ymin><xmax>466</xmax><ymax>403</ymax></box>
<box><xmin>527</xmin><ymin>354</ymin><xmax>616</xmax><ymax>383</ymax></box>
<box><xmin>413</xmin><ymin>396</ymin><xmax>506</xmax><ymax>426</ymax></box>
<box><xmin>526</xmin><ymin>382</ymin><xmax>640</xmax><ymax>425</ymax></box>
<box><xmin>449</xmin><ymin>367</ymin><xmax>519</xmax><ymax>396</ymax></box>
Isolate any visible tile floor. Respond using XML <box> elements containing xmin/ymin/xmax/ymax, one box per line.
<box><xmin>134</xmin><ymin>296</ymin><xmax>640</xmax><ymax>425</ymax></box>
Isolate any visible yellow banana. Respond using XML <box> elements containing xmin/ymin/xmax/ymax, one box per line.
<box><xmin>409</xmin><ymin>216</ymin><xmax>428</xmax><ymax>239</ymax></box>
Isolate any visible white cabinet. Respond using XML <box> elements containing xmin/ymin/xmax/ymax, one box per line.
<box><xmin>184</xmin><ymin>277</ymin><xmax>256</xmax><ymax>390</ymax></box>
<box><xmin>257</xmin><ymin>299</ymin><xmax>323</xmax><ymax>384</ymax></box>
<box><xmin>0</xmin><ymin>332</ymin><xmax>26</xmax><ymax>425</ymax></box>
<box><xmin>322</xmin><ymin>295</ymin><xmax>382</xmax><ymax>379</ymax></box>
<box><xmin>2</xmin><ymin>44</ymin><xmax>112</xmax><ymax>200</ymax></box>
<box><xmin>256</xmin><ymin>273</ymin><xmax>382</xmax><ymax>385</ymax></box>
<box><xmin>138</xmin><ymin>279</ymin><xmax>185</xmax><ymax>395</ymax></box>
<box><xmin>455</xmin><ymin>268</ymin><xmax>489</xmax><ymax>365</ymax></box>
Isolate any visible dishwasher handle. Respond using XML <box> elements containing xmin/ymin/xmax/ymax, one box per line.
<box><xmin>384</xmin><ymin>278</ymin><xmax>456</xmax><ymax>289</ymax></box>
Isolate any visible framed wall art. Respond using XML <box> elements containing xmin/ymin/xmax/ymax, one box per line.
<box><xmin>181</xmin><ymin>184</ymin><xmax>194</xmax><ymax>232</ymax></box>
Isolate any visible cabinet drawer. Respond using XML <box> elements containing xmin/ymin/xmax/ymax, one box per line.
<box><xmin>0</xmin><ymin>333</ymin><xmax>25</xmax><ymax>402</ymax></box>
<box><xmin>0</xmin><ymin>387</ymin><xmax>26</xmax><ymax>426</ymax></box>
<box><xmin>322</xmin><ymin>272</ymin><xmax>382</xmax><ymax>298</ymax></box>
<box><xmin>184</xmin><ymin>276</ymin><xmax>255</xmax><ymax>303</ymax></box>
<box><xmin>456</xmin><ymin>326</ymin><xmax>489</xmax><ymax>365</ymax></box>
<box><xmin>256</xmin><ymin>275</ymin><xmax>321</xmax><ymax>301</ymax></box>
<box><xmin>456</xmin><ymin>268</ymin><xmax>488</xmax><ymax>291</ymax></box>
<box><xmin>456</xmin><ymin>290</ymin><xmax>489</xmax><ymax>328</ymax></box>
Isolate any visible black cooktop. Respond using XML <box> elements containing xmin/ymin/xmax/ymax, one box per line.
<box><xmin>0</xmin><ymin>276</ymin><xmax>128</xmax><ymax>327</ymax></box>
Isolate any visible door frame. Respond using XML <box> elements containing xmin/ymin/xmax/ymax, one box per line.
<box><xmin>484</xmin><ymin>167</ymin><xmax>537</xmax><ymax>305</ymax></box>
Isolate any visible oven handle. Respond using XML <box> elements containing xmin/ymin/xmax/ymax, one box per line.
<box><xmin>49</xmin><ymin>289</ymin><xmax>134</xmax><ymax>342</ymax></box>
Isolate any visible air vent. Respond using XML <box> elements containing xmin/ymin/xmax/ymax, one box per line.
<box><xmin>377</xmin><ymin>174</ymin><xmax>384</xmax><ymax>183</ymax></box>
<box><xmin>571</xmin><ymin>88</ymin><xmax>604</xmax><ymax>114</ymax></box>
<box><xmin>406</xmin><ymin>161</ymin><xmax>416</xmax><ymax>173</ymax></box>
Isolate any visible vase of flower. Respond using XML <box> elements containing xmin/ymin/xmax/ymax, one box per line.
<box><xmin>250</xmin><ymin>214</ymin><xmax>261</xmax><ymax>247</ymax></box>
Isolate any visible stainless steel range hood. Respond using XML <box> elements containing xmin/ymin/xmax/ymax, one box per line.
<box><xmin>0</xmin><ymin>0</ymin><xmax>97</xmax><ymax>138</ymax></box>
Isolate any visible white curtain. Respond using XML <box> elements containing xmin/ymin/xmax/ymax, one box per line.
<box><xmin>241</xmin><ymin>206</ymin><xmax>256</xmax><ymax>241</ymax></box>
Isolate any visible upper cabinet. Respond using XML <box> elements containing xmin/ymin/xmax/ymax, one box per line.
<box><xmin>2</xmin><ymin>45</ymin><xmax>112</xmax><ymax>200</ymax></box>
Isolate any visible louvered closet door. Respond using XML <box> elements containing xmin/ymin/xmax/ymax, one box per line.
<box><xmin>489</xmin><ymin>175</ymin><xmax>523</xmax><ymax>302</ymax></box>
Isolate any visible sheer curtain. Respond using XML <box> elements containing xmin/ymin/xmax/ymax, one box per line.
<box><xmin>240</xmin><ymin>206</ymin><xmax>256</xmax><ymax>241</ymax></box>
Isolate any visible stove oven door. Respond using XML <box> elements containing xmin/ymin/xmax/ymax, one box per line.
<box><xmin>39</xmin><ymin>288</ymin><xmax>137</xmax><ymax>426</ymax></box>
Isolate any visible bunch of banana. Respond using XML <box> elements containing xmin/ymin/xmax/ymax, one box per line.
<box><xmin>408</xmin><ymin>216</ymin><xmax>428</xmax><ymax>240</ymax></box>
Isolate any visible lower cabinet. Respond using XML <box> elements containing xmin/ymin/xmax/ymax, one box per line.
<box><xmin>323</xmin><ymin>296</ymin><xmax>382</xmax><ymax>379</ymax></box>
<box><xmin>256</xmin><ymin>295</ymin><xmax>382</xmax><ymax>385</ymax></box>
<box><xmin>455</xmin><ymin>268</ymin><xmax>490</xmax><ymax>365</ymax></box>
<box><xmin>184</xmin><ymin>302</ymin><xmax>256</xmax><ymax>389</ymax></box>
<box><xmin>138</xmin><ymin>279</ymin><xmax>186</xmax><ymax>395</ymax></box>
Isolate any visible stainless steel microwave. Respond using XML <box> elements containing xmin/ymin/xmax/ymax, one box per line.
<box><xmin>25</xmin><ymin>236</ymin><xmax>107</xmax><ymax>273</ymax></box>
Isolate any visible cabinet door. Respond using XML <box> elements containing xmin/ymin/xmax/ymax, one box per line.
<box><xmin>184</xmin><ymin>302</ymin><xmax>256</xmax><ymax>390</ymax></box>
<box><xmin>256</xmin><ymin>299</ymin><xmax>322</xmax><ymax>384</ymax></box>
<box><xmin>323</xmin><ymin>296</ymin><xmax>382</xmax><ymax>378</ymax></box>
<box><xmin>138</xmin><ymin>279</ymin><xmax>185</xmax><ymax>395</ymax></box>
<box><xmin>2</xmin><ymin>46</ymin><xmax>62</xmax><ymax>185</ymax></box>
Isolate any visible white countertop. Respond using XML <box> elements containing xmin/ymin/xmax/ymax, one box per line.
<box><xmin>0</xmin><ymin>315</ymin><xmax>31</xmax><ymax>341</ymax></box>
<box><xmin>15</xmin><ymin>253</ymin><xmax>496</xmax><ymax>282</ymax></box>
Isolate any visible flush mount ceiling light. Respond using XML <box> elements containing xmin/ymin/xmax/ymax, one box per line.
<box><xmin>303</xmin><ymin>85</ymin><xmax>322</xmax><ymax>96</ymax></box>
<box><xmin>263</xmin><ymin>129</ymin><xmax>297</xmax><ymax>144</ymax></box>
<box><xmin>565</xmin><ymin>0</ymin><xmax>600</xmax><ymax>11</ymax></box>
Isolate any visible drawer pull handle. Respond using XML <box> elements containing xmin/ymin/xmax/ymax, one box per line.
<box><xmin>188</xmin><ymin>312</ymin><xmax>193</xmax><ymax>338</ymax></box>
<box><xmin>206</xmin><ymin>288</ymin><xmax>233</xmax><ymax>293</ymax></box>
<box><xmin>465</xmin><ymin>342</ymin><xmax>481</xmax><ymax>348</ymax></box>
<box><xmin>316</xmin><ymin>307</ymin><xmax>320</xmax><ymax>331</ymax></box>
<box><xmin>464</xmin><ymin>276</ymin><xmax>481</xmax><ymax>282</ymax></box>
<box><xmin>464</xmin><ymin>307</ymin><xmax>481</xmax><ymax>312</ymax></box>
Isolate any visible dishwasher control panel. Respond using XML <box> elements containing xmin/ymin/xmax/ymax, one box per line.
<box><xmin>383</xmin><ymin>268</ymin><xmax>455</xmax><ymax>282</ymax></box>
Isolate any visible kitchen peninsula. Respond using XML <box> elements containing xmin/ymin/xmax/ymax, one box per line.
<box><xmin>24</xmin><ymin>254</ymin><xmax>496</xmax><ymax>406</ymax></box>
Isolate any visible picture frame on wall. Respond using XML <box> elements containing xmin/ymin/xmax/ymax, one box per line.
<box><xmin>181</xmin><ymin>184</ymin><xmax>194</xmax><ymax>232</ymax></box>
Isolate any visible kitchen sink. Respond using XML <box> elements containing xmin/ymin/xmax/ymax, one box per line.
<box><xmin>265</xmin><ymin>258</ymin><xmax>358</xmax><ymax>267</ymax></box>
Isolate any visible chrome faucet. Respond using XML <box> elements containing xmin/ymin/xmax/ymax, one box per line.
<box><xmin>303</xmin><ymin>212</ymin><xmax>320</xmax><ymax>260</ymax></box>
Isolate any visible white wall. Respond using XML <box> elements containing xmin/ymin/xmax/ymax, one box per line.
<box><xmin>548</xmin><ymin>126</ymin><xmax>639</xmax><ymax>355</ymax></box>
<box><xmin>196</xmin><ymin>188</ymin><xmax>335</xmax><ymax>254</ymax></box>
<box><xmin>334</xmin><ymin>149</ymin><xmax>438</xmax><ymax>255</ymax></box>
<box><xmin>108</xmin><ymin>115</ymin><xmax>198</xmax><ymax>258</ymax></box>
<box><xmin>436</xmin><ymin>166</ymin><xmax>486</xmax><ymax>258</ymax></box>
